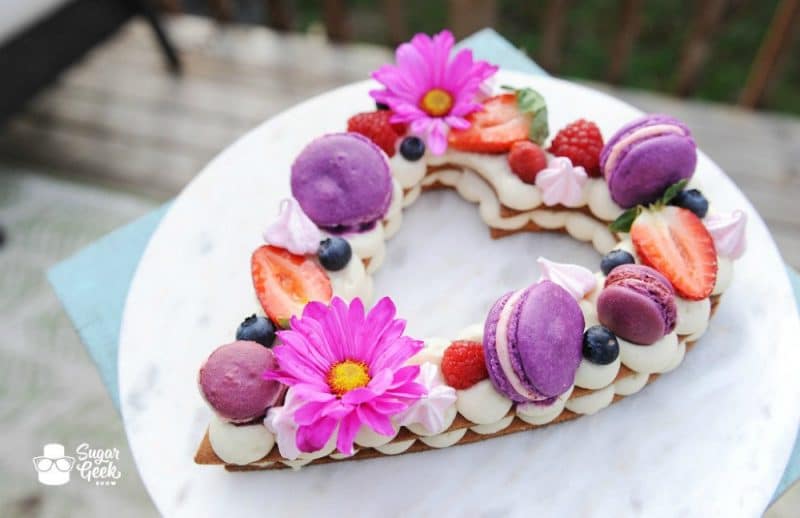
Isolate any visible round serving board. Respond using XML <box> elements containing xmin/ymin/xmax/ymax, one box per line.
<box><xmin>119</xmin><ymin>71</ymin><xmax>800</xmax><ymax>517</ymax></box>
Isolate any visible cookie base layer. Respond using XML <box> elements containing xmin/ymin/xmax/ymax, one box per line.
<box><xmin>195</xmin><ymin>298</ymin><xmax>718</xmax><ymax>471</ymax></box>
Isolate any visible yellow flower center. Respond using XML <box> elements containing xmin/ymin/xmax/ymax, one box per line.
<box><xmin>420</xmin><ymin>88</ymin><xmax>453</xmax><ymax>117</ymax></box>
<box><xmin>328</xmin><ymin>360</ymin><xmax>371</xmax><ymax>396</ymax></box>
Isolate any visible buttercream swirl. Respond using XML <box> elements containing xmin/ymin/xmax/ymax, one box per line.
<box><xmin>535</xmin><ymin>156</ymin><xmax>588</xmax><ymax>207</ymax></box>
<box><xmin>263</xmin><ymin>198</ymin><xmax>322</xmax><ymax>255</ymax></box>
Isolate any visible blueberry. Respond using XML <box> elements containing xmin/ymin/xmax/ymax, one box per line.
<box><xmin>318</xmin><ymin>237</ymin><xmax>352</xmax><ymax>271</ymax></box>
<box><xmin>236</xmin><ymin>314</ymin><xmax>276</xmax><ymax>347</ymax></box>
<box><xmin>600</xmin><ymin>249</ymin><xmax>635</xmax><ymax>276</ymax></box>
<box><xmin>375</xmin><ymin>102</ymin><xmax>390</xmax><ymax>111</ymax></box>
<box><xmin>582</xmin><ymin>325</ymin><xmax>620</xmax><ymax>365</ymax></box>
<box><xmin>399</xmin><ymin>136</ymin><xmax>426</xmax><ymax>161</ymax></box>
<box><xmin>670</xmin><ymin>189</ymin><xmax>709</xmax><ymax>218</ymax></box>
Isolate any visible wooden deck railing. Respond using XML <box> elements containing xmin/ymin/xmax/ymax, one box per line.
<box><xmin>153</xmin><ymin>0</ymin><xmax>799</xmax><ymax>109</ymax></box>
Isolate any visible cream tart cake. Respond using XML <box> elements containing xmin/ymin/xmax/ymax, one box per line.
<box><xmin>193</xmin><ymin>29</ymin><xmax>747</xmax><ymax>470</ymax></box>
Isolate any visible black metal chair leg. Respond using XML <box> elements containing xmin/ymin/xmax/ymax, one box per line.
<box><xmin>130</xmin><ymin>0</ymin><xmax>182</xmax><ymax>74</ymax></box>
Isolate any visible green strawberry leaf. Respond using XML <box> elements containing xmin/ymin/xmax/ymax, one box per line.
<box><xmin>515</xmin><ymin>87</ymin><xmax>549</xmax><ymax>146</ymax></box>
<box><xmin>502</xmin><ymin>86</ymin><xmax>549</xmax><ymax>145</ymax></box>
<box><xmin>660</xmin><ymin>179</ymin><xmax>689</xmax><ymax>205</ymax></box>
<box><xmin>608</xmin><ymin>206</ymin><xmax>642</xmax><ymax>233</ymax></box>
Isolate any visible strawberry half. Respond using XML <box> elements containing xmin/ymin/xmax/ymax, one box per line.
<box><xmin>448</xmin><ymin>94</ymin><xmax>530</xmax><ymax>153</ymax></box>
<box><xmin>251</xmin><ymin>245</ymin><xmax>332</xmax><ymax>327</ymax></box>
<box><xmin>631</xmin><ymin>206</ymin><xmax>717</xmax><ymax>300</ymax></box>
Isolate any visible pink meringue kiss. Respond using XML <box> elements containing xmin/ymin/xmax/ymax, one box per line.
<box><xmin>395</xmin><ymin>362</ymin><xmax>457</xmax><ymax>435</ymax></box>
<box><xmin>535</xmin><ymin>156</ymin><xmax>588</xmax><ymax>207</ymax></box>
<box><xmin>537</xmin><ymin>257</ymin><xmax>596</xmax><ymax>300</ymax></box>
<box><xmin>263</xmin><ymin>198</ymin><xmax>322</xmax><ymax>255</ymax></box>
<box><xmin>704</xmin><ymin>210</ymin><xmax>747</xmax><ymax>259</ymax></box>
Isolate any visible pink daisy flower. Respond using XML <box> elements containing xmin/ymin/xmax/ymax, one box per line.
<box><xmin>370</xmin><ymin>30</ymin><xmax>498</xmax><ymax>155</ymax></box>
<box><xmin>264</xmin><ymin>297</ymin><xmax>425</xmax><ymax>456</ymax></box>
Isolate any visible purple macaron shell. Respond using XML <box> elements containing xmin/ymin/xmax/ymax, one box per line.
<box><xmin>513</xmin><ymin>281</ymin><xmax>585</xmax><ymax>397</ymax></box>
<box><xmin>483</xmin><ymin>291</ymin><xmax>519</xmax><ymax>400</ymax></box>
<box><xmin>597</xmin><ymin>264</ymin><xmax>677</xmax><ymax>345</ymax></box>
<box><xmin>291</xmin><ymin>132</ymin><xmax>392</xmax><ymax>229</ymax></box>
<box><xmin>199</xmin><ymin>340</ymin><xmax>284</xmax><ymax>423</ymax></box>
<box><xmin>600</xmin><ymin>115</ymin><xmax>697</xmax><ymax>208</ymax></box>
<box><xmin>483</xmin><ymin>282</ymin><xmax>584</xmax><ymax>402</ymax></box>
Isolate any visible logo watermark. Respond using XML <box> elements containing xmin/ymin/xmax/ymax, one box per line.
<box><xmin>32</xmin><ymin>443</ymin><xmax>122</xmax><ymax>487</ymax></box>
<box><xmin>32</xmin><ymin>444</ymin><xmax>75</xmax><ymax>486</ymax></box>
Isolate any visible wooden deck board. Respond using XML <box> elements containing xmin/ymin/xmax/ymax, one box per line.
<box><xmin>0</xmin><ymin>14</ymin><xmax>797</xmax><ymax>267</ymax></box>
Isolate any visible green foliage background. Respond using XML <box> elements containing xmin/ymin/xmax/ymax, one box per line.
<box><xmin>195</xmin><ymin>0</ymin><xmax>799</xmax><ymax>114</ymax></box>
<box><xmin>326</xmin><ymin>0</ymin><xmax>799</xmax><ymax>114</ymax></box>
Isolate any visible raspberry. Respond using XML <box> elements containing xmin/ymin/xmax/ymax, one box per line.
<box><xmin>547</xmin><ymin>119</ymin><xmax>604</xmax><ymax>177</ymax></box>
<box><xmin>440</xmin><ymin>340</ymin><xmax>488</xmax><ymax>390</ymax></box>
<box><xmin>508</xmin><ymin>141</ymin><xmax>548</xmax><ymax>184</ymax></box>
<box><xmin>346</xmin><ymin>111</ymin><xmax>403</xmax><ymax>157</ymax></box>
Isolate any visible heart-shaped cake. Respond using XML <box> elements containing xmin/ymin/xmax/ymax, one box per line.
<box><xmin>193</xmin><ymin>30</ymin><xmax>747</xmax><ymax>471</ymax></box>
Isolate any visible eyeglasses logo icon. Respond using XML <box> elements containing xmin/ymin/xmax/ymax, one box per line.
<box><xmin>32</xmin><ymin>443</ymin><xmax>75</xmax><ymax>486</ymax></box>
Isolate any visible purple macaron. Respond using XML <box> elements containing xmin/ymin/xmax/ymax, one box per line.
<box><xmin>600</xmin><ymin>114</ymin><xmax>697</xmax><ymax>209</ymax></box>
<box><xmin>596</xmin><ymin>264</ymin><xmax>677</xmax><ymax>345</ymax></box>
<box><xmin>291</xmin><ymin>132</ymin><xmax>392</xmax><ymax>232</ymax></box>
<box><xmin>199</xmin><ymin>340</ymin><xmax>285</xmax><ymax>423</ymax></box>
<box><xmin>483</xmin><ymin>281</ymin><xmax>585</xmax><ymax>403</ymax></box>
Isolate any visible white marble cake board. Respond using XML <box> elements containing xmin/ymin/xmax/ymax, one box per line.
<box><xmin>119</xmin><ymin>71</ymin><xmax>800</xmax><ymax>517</ymax></box>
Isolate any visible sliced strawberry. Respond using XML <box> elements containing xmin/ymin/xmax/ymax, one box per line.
<box><xmin>631</xmin><ymin>206</ymin><xmax>717</xmax><ymax>300</ymax></box>
<box><xmin>251</xmin><ymin>245</ymin><xmax>332</xmax><ymax>327</ymax></box>
<box><xmin>448</xmin><ymin>94</ymin><xmax>530</xmax><ymax>153</ymax></box>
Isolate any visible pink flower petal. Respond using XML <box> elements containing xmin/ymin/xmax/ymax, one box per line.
<box><xmin>357</xmin><ymin>404</ymin><xmax>395</xmax><ymax>437</ymax></box>
<box><xmin>270</xmin><ymin>337</ymin><xmax>329</xmax><ymax>385</ymax></box>
<box><xmin>389</xmin><ymin>365</ymin><xmax>423</xmax><ymax>387</ymax></box>
<box><xmin>442</xmin><ymin>48</ymin><xmax>474</xmax><ymax>92</ymax></box>
<box><xmin>296</xmin><ymin>416</ymin><xmax>337</xmax><ymax>453</ymax></box>
<box><xmin>409</xmin><ymin>117</ymin><xmax>434</xmax><ymax>136</ymax></box>
<box><xmin>372</xmin><ymin>334</ymin><xmax>422</xmax><ymax>372</ymax></box>
<box><xmin>368</xmin><ymin>398</ymin><xmax>409</xmax><ymax>415</ymax></box>
<box><xmin>427</xmin><ymin>119</ymin><xmax>449</xmax><ymax>155</ymax></box>
<box><xmin>293</xmin><ymin>400</ymin><xmax>330</xmax><ymax>425</ymax></box>
<box><xmin>445</xmin><ymin>115</ymin><xmax>470</xmax><ymax>130</ymax></box>
<box><xmin>336</xmin><ymin>412</ymin><xmax>362</xmax><ymax>456</ymax></box>
<box><xmin>290</xmin><ymin>383</ymin><xmax>335</xmax><ymax>403</ymax></box>
<box><xmin>385</xmin><ymin>377</ymin><xmax>428</xmax><ymax>400</ymax></box>
<box><xmin>365</xmin><ymin>368</ymin><xmax>394</xmax><ymax>394</ymax></box>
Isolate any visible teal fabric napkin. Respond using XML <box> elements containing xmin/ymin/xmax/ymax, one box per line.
<box><xmin>47</xmin><ymin>27</ymin><xmax>800</xmax><ymax>501</ymax></box>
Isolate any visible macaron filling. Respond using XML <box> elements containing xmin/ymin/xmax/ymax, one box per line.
<box><xmin>602</xmin><ymin>124</ymin><xmax>685</xmax><ymax>182</ymax></box>
<box><xmin>600</xmin><ymin>115</ymin><xmax>690</xmax><ymax>169</ymax></box>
